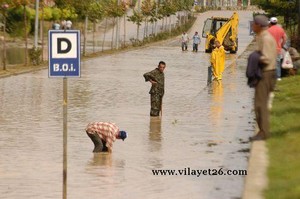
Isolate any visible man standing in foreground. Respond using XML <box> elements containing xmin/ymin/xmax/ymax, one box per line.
<box><xmin>250</xmin><ymin>15</ymin><xmax>277</xmax><ymax>141</ymax></box>
<box><xmin>85</xmin><ymin>122</ymin><xmax>127</xmax><ymax>153</ymax></box>
<box><xmin>143</xmin><ymin>61</ymin><xmax>166</xmax><ymax>117</ymax></box>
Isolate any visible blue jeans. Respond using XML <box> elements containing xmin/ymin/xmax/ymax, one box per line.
<box><xmin>276</xmin><ymin>54</ymin><xmax>282</xmax><ymax>78</ymax></box>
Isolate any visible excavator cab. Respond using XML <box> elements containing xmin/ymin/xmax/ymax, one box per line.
<box><xmin>202</xmin><ymin>12</ymin><xmax>239</xmax><ymax>53</ymax></box>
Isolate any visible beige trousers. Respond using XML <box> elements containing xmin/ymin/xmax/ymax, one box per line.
<box><xmin>254</xmin><ymin>70</ymin><xmax>276</xmax><ymax>138</ymax></box>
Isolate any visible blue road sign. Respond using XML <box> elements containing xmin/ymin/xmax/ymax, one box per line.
<box><xmin>48</xmin><ymin>30</ymin><xmax>80</xmax><ymax>77</ymax></box>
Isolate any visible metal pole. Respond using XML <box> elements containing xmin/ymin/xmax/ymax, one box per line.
<box><xmin>34</xmin><ymin>0</ymin><xmax>39</xmax><ymax>48</ymax></box>
<box><xmin>63</xmin><ymin>77</ymin><xmax>68</xmax><ymax>199</ymax></box>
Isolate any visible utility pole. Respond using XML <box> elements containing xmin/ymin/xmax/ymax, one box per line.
<box><xmin>34</xmin><ymin>0</ymin><xmax>39</xmax><ymax>48</ymax></box>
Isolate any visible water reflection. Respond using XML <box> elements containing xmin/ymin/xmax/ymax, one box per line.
<box><xmin>88</xmin><ymin>153</ymin><xmax>113</xmax><ymax>167</ymax></box>
<box><xmin>210</xmin><ymin>80</ymin><xmax>224</xmax><ymax>131</ymax></box>
<box><xmin>148</xmin><ymin>117</ymin><xmax>162</xmax><ymax>151</ymax></box>
<box><xmin>149</xmin><ymin>117</ymin><xmax>162</xmax><ymax>141</ymax></box>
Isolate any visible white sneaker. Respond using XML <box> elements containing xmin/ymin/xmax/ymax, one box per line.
<box><xmin>277</xmin><ymin>78</ymin><xmax>282</xmax><ymax>81</ymax></box>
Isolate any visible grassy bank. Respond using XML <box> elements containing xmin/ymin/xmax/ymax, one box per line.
<box><xmin>265</xmin><ymin>75</ymin><xmax>300</xmax><ymax>199</ymax></box>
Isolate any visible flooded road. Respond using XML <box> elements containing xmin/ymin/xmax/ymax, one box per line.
<box><xmin>0</xmin><ymin>11</ymin><xmax>255</xmax><ymax>199</ymax></box>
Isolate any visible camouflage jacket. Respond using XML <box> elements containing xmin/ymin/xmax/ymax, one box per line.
<box><xmin>143</xmin><ymin>68</ymin><xmax>165</xmax><ymax>96</ymax></box>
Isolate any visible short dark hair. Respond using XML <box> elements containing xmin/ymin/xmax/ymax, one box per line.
<box><xmin>253</xmin><ymin>15</ymin><xmax>269</xmax><ymax>27</ymax></box>
<box><xmin>158</xmin><ymin>61</ymin><xmax>166</xmax><ymax>66</ymax></box>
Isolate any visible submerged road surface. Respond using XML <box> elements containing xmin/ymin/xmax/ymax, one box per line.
<box><xmin>0</xmin><ymin>11</ymin><xmax>255</xmax><ymax>199</ymax></box>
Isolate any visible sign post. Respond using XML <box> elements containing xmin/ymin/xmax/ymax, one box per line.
<box><xmin>48</xmin><ymin>30</ymin><xmax>80</xmax><ymax>199</ymax></box>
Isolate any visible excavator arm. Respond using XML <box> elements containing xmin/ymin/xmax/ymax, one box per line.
<box><xmin>202</xmin><ymin>12</ymin><xmax>239</xmax><ymax>53</ymax></box>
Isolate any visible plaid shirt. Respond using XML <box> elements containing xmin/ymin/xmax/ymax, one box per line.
<box><xmin>86</xmin><ymin>122</ymin><xmax>119</xmax><ymax>151</ymax></box>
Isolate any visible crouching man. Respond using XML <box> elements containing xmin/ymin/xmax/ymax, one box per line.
<box><xmin>85</xmin><ymin>122</ymin><xmax>127</xmax><ymax>153</ymax></box>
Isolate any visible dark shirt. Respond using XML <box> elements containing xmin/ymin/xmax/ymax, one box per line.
<box><xmin>143</xmin><ymin>68</ymin><xmax>165</xmax><ymax>96</ymax></box>
<box><xmin>246</xmin><ymin>51</ymin><xmax>263</xmax><ymax>88</ymax></box>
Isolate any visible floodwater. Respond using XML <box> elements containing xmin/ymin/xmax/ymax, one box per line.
<box><xmin>0</xmin><ymin>11</ymin><xmax>255</xmax><ymax>199</ymax></box>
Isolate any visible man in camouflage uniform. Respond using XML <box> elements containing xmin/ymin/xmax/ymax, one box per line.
<box><xmin>143</xmin><ymin>61</ymin><xmax>166</xmax><ymax>117</ymax></box>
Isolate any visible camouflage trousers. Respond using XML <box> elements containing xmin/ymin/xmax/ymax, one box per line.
<box><xmin>150</xmin><ymin>94</ymin><xmax>163</xmax><ymax>116</ymax></box>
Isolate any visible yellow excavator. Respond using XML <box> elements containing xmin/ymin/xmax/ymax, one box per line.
<box><xmin>202</xmin><ymin>12</ymin><xmax>239</xmax><ymax>53</ymax></box>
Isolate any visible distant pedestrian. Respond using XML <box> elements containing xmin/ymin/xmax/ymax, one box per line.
<box><xmin>210</xmin><ymin>40</ymin><xmax>225</xmax><ymax>80</ymax></box>
<box><xmin>143</xmin><ymin>61</ymin><xmax>166</xmax><ymax>117</ymax></box>
<box><xmin>85</xmin><ymin>122</ymin><xmax>127</xmax><ymax>153</ymax></box>
<box><xmin>61</xmin><ymin>20</ymin><xmax>66</xmax><ymax>30</ymax></box>
<box><xmin>52</xmin><ymin>21</ymin><xmax>60</xmax><ymax>30</ymax></box>
<box><xmin>249</xmin><ymin>15</ymin><xmax>277</xmax><ymax>141</ymax></box>
<box><xmin>66</xmin><ymin>20</ymin><xmax>72</xmax><ymax>30</ymax></box>
<box><xmin>181</xmin><ymin>32</ymin><xmax>189</xmax><ymax>51</ymax></box>
<box><xmin>192</xmin><ymin>31</ymin><xmax>201</xmax><ymax>52</ymax></box>
<box><xmin>268</xmin><ymin>17</ymin><xmax>287</xmax><ymax>81</ymax></box>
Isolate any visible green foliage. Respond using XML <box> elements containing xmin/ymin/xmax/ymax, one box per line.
<box><xmin>51</xmin><ymin>7</ymin><xmax>61</xmax><ymax>21</ymax></box>
<box><xmin>137</xmin><ymin>15</ymin><xmax>196</xmax><ymax>45</ymax></box>
<box><xmin>141</xmin><ymin>0</ymin><xmax>153</xmax><ymax>17</ymax></box>
<box><xmin>60</xmin><ymin>6</ymin><xmax>77</xmax><ymax>20</ymax></box>
<box><xmin>6</xmin><ymin>6</ymin><xmax>33</xmax><ymax>36</ymax></box>
<box><xmin>252</xmin><ymin>0</ymin><xmax>300</xmax><ymax>49</ymax></box>
<box><xmin>40</xmin><ymin>6</ymin><xmax>53</xmax><ymax>21</ymax></box>
<box><xmin>160</xmin><ymin>0</ymin><xmax>177</xmax><ymax>17</ymax></box>
<box><xmin>105</xmin><ymin>0</ymin><xmax>126</xmax><ymax>18</ymax></box>
<box><xmin>87</xmin><ymin>2</ymin><xmax>103</xmax><ymax>22</ymax></box>
<box><xmin>266</xmin><ymin>75</ymin><xmax>300</xmax><ymax>199</ymax></box>
<box><xmin>127</xmin><ymin>10</ymin><xmax>143</xmax><ymax>26</ymax></box>
<box><xmin>29</xmin><ymin>47</ymin><xmax>42</xmax><ymax>65</ymax></box>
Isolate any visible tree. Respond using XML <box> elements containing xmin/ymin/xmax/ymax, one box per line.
<box><xmin>127</xmin><ymin>9</ymin><xmax>143</xmax><ymax>41</ymax></box>
<box><xmin>252</xmin><ymin>0</ymin><xmax>299</xmax><ymax>48</ymax></box>
<box><xmin>11</xmin><ymin>0</ymin><xmax>35</xmax><ymax>66</ymax></box>
<box><xmin>88</xmin><ymin>1</ymin><xmax>103</xmax><ymax>53</ymax></box>
<box><xmin>141</xmin><ymin>0</ymin><xmax>153</xmax><ymax>38</ymax></box>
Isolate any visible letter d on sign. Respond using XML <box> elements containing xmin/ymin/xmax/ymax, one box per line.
<box><xmin>58</xmin><ymin>38</ymin><xmax>72</xmax><ymax>54</ymax></box>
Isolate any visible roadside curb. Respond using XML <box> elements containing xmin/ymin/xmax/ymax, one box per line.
<box><xmin>242</xmin><ymin>141</ymin><xmax>268</xmax><ymax>199</ymax></box>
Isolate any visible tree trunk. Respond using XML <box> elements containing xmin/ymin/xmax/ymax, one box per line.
<box><xmin>169</xmin><ymin>16</ymin><xmax>171</xmax><ymax>33</ymax></box>
<box><xmin>111</xmin><ymin>18</ymin><xmax>115</xmax><ymax>49</ymax></box>
<box><xmin>143</xmin><ymin>20</ymin><xmax>146</xmax><ymax>39</ymax></box>
<box><xmin>83</xmin><ymin>16</ymin><xmax>88</xmax><ymax>56</ymax></box>
<box><xmin>3</xmin><ymin>13</ymin><xmax>6</xmax><ymax>70</ymax></box>
<box><xmin>137</xmin><ymin>24</ymin><xmax>140</xmax><ymax>41</ymax></box>
<box><xmin>102</xmin><ymin>18</ymin><xmax>108</xmax><ymax>52</ymax></box>
<box><xmin>93</xmin><ymin>21</ymin><xmax>96</xmax><ymax>53</ymax></box>
<box><xmin>123</xmin><ymin>14</ymin><xmax>126</xmax><ymax>47</ymax></box>
<box><xmin>41</xmin><ymin>5</ymin><xmax>44</xmax><ymax>61</ymax></box>
<box><xmin>24</xmin><ymin>5</ymin><xmax>28</xmax><ymax>66</ymax></box>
